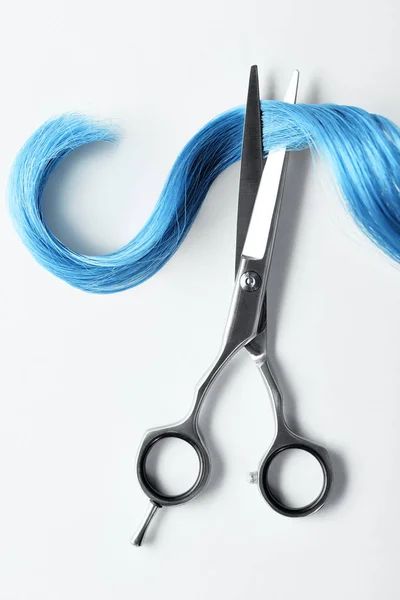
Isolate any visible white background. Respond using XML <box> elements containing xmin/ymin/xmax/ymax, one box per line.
<box><xmin>1</xmin><ymin>0</ymin><xmax>400</xmax><ymax>598</ymax></box>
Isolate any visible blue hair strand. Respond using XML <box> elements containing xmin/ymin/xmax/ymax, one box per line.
<box><xmin>8</xmin><ymin>102</ymin><xmax>400</xmax><ymax>293</ymax></box>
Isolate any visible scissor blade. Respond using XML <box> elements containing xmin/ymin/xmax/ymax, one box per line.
<box><xmin>283</xmin><ymin>69</ymin><xmax>299</xmax><ymax>103</ymax></box>
<box><xmin>235</xmin><ymin>65</ymin><xmax>264</xmax><ymax>275</ymax></box>
<box><xmin>242</xmin><ymin>70</ymin><xmax>299</xmax><ymax>260</ymax></box>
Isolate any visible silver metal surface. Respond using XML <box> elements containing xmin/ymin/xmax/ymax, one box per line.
<box><xmin>242</xmin><ymin>70</ymin><xmax>299</xmax><ymax>260</ymax></box>
<box><xmin>239</xmin><ymin>68</ymin><xmax>333</xmax><ymax>515</ymax></box>
<box><xmin>134</xmin><ymin>66</ymin><xmax>333</xmax><ymax>544</ymax></box>
<box><xmin>240</xmin><ymin>271</ymin><xmax>261</xmax><ymax>292</ymax></box>
<box><xmin>246</xmin><ymin>328</ymin><xmax>333</xmax><ymax>516</ymax></box>
<box><xmin>248</xmin><ymin>471</ymin><xmax>258</xmax><ymax>484</ymax></box>
<box><xmin>235</xmin><ymin>65</ymin><xmax>264</xmax><ymax>273</ymax></box>
<box><xmin>131</xmin><ymin>501</ymin><xmax>161</xmax><ymax>547</ymax></box>
<box><xmin>136</xmin><ymin>250</ymin><xmax>271</xmax><ymax>508</ymax></box>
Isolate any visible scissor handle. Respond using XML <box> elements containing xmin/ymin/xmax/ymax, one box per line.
<box><xmin>257</xmin><ymin>427</ymin><xmax>333</xmax><ymax>517</ymax></box>
<box><xmin>136</xmin><ymin>418</ymin><xmax>211</xmax><ymax>507</ymax></box>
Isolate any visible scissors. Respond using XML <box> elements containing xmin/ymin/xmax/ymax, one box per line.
<box><xmin>132</xmin><ymin>66</ymin><xmax>333</xmax><ymax>546</ymax></box>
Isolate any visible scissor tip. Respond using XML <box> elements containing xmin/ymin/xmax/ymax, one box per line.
<box><xmin>284</xmin><ymin>70</ymin><xmax>300</xmax><ymax>104</ymax></box>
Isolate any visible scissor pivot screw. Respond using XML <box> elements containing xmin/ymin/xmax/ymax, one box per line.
<box><xmin>240</xmin><ymin>271</ymin><xmax>261</xmax><ymax>292</ymax></box>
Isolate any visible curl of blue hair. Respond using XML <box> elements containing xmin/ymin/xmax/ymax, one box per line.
<box><xmin>8</xmin><ymin>102</ymin><xmax>400</xmax><ymax>293</ymax></box>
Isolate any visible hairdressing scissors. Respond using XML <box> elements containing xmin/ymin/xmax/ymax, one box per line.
<box><xmin>132</xmin><ymin>66</ymin><xmax>333</xmax><ymax>546</ymax></box>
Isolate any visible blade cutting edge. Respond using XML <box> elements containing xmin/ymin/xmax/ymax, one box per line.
<box><xmin>242</xmin><ymin>70</ymin><xmax>299</xmax><ymax>260</ymax></box>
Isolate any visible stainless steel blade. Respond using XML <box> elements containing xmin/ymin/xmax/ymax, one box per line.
<box><xmin>235</xmin><ymin>65</ymin><xmax>264</xmax><ymax>275</ymax></box>
<box><xmin>242</xmin><ymin>70</ymin><xmax>299</xmax><ymax>261</ymax></box>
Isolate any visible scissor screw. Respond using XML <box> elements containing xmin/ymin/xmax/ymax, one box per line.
<box><xmin>240</xmin><ymin>271</ymin><xmax>261</xmax><ymax>292</ymax></box>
